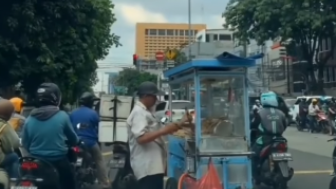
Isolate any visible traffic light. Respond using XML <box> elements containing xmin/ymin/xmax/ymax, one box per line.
<box><xmin>133</xmin><ymin>54</ymin><xmax>138</xmax><ymax>65</ymax></box>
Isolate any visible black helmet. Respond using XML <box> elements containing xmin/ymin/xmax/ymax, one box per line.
<box><xmin>79</xmin><ymin>92</ymin><xmax>99</xmax><ymax>107</ymax></box>
<box><xmin>37</xmin><ymin>83</ymin><xmax>61</xmax><ymax>106</ymax></box>
<box><xmin>137</xmin><ymin>81</ymin><xmax>163</xmax><ymax>96</ymax></box>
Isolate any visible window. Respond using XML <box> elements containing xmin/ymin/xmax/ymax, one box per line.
<box><xmin>156</xmin><ymin>102</ymin><xmax>167</xmax><ymax>111</ymax></box>
<box><xmin>175</xmin><ymin>30</ymin><xmax>178</xmax><ymax>35</ymax></box>
<box><xmin>205</xmin><ymin>34</ymin><xmax>210</xmax><ymax>42</ymax></box>
<box><xmin>185</xmin><ymin>30</ymin><xmax>189</xmax><ymax>36</ymax></box>
<box><xmin>145</xmin><ymin>29</ymin><xmax>149</xmax><ymax>35</ymax></box>
<box><xmin>213</xmin><ymin>34</ymin><xmax>218</xmax><ymax>40</ymax></box>
<box><xmin>194</xmin><ymin>30</ymin><xmax>198</xmax><ymax>35</ymax></box>
<box><xmin>167</xmin><ymin>29</ymin><xmax>174</xmax><ymax>36</ymax></box>
<box><xmin>158</xmin><ymin>29</ymin><xmax>166</xmax><ymax>36</ymax></box>
<box><xmin>179</xmin><ymin>30</ymin><xmax>184</xmax><ymax>36</ymax></box>
<box><xmin>149</xmin><ymin>29</ymin><xmax>157</xmax><ymax>35</ymax></box>
<box><xmin>219</xmin><ymin>34</ymin><xmax>232</xmax><ymax>41</ymax></box>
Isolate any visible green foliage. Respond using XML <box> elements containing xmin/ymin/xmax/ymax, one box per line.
<box><xmin>224</xmin><ymin>0</ymin><xmax>336</xmax><ymax>93</ymax></box>
<box><xmin>0</xmin><ymin>0</ymin><xmax>120</xmax><ymax>102</ymax></box>
<box><xmin>175</xmin><ymin>50</ymin><xmax>188</xmax><ymax>65</ymax></box>
<box><xmin>113</xmin><ymin>68</ymin><xmax>158</xmax><ymax>95</ymax></box>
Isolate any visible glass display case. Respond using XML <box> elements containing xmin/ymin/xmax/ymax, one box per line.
<box><xmin>197</xmin><ymin>76</ymin><xmax>248</xmax><ymax>154</ymax></box>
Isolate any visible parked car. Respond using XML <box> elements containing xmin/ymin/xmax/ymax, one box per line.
<box><xmin>155</xmin><ymin>100</ymin><xmax>194</xmax><ymax>122</ymax></box>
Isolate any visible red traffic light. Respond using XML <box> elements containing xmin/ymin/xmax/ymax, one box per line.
<box><xmin>133</xmin><ymin>54</ymin><xmax>138</xmax><ymax>65</ymax></box>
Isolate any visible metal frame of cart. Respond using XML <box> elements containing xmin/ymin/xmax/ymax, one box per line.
<box><xmin>164</xmin><ymin>52</ymin><xmax>259</xmax><ymax>189</ymax></box>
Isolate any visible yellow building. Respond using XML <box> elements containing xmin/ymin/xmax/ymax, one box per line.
<box><xmin>135</xmin><ymin>23</ymin><xmax>206</xmax><ymax>61</ymax></box>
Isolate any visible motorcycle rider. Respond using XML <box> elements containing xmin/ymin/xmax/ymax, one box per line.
<box><xmin>69</xmin><ymin>92</ymin><xmax>110</xmax><ymax>188</ymax></box>
<box><xmin>250</xmin><ymin>91</ymin><xmax>287</xmax><ymax>183</ymax></box>
<box><xmin>0</xmin><ymin>99</ymin><xmax>20</xmax><ymax>178</ymax></box>
<box><xmin>308</xmin><ymin>98</ymin><xmax>320</xmax><ymax>133</ymax></box>
<box><xmin>9</xmin><ymin>97</ymin><xmax>26</xmax><ymax>135</ymax></box>
<box><xmin>298</xmin><ymin>98</ymin><xmax>308</xmax><ymax>129</ymax></box>
<box><xmin>21</xmin><ymin>83</ymin><xmax>78</xmax><ymax>189</ymax></box>
<box><xmin>328</xmin><ymin>100</ymin><xmax>336</xmax><ymax>135</ymax></box>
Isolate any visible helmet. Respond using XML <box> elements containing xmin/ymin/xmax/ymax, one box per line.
<box><xmin>312</xmin><ymin>98</ymin><xmax>317</xmax><ymax>102</ymax></box>
<box><xmin>137</xmin><ymin>81</ymin><xmax>163</xmax><ymax>96</ymax></box>
<box><xmin>255</xmin><ymin>99</ymin><xmax>260</xmax><ymax>103</ymax></box>
<box><xmin>79</xmin><ymin>92</ymin><xmax>99</xmax><ymax>107</ymax></box>
<box><xmin>9</xmin><ymin>97</ymin><xmax>23</xmax><ymax>113</ymax></box>
<box><xmin>260</xmin><ymin>91</ymin><xmax>278</xmax><ymax>107</ymax></box>
<box><xmin>36</xmin><ymin>83</ymin><xmax>61</xmax><ymax>106</ymax></box>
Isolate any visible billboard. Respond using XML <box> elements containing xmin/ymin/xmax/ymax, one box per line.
<box><xmin>270</xmin><ymin>58</ymin><xmax>286</xmax><ymax>81</ymax></box>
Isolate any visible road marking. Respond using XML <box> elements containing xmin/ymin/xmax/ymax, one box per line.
<box><xmin>102</xmin><ymin>152</ymin><xmax>112</xmax><ymax>156</ymax></box>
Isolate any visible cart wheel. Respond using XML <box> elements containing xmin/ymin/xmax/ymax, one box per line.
<box><xmin>165</xmin><ymin>177</ymin><xmax>178</xmax><ymax>189</ymax></box>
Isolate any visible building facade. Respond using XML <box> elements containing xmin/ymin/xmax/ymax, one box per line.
<box><xmin>181</xmin><ymin>29</ymin><xmax>235</xmax><ymax>59</ymax></box>
<box><xmin>135</xmin><ymin>23</ymin><xmax>206</xmax><ymax>64</ymax></box>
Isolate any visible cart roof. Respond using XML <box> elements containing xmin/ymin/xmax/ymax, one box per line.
<box><xmin>164</xmin><ymin>52</ymin><xmax>260</xmax><ymax>78</ymax></box>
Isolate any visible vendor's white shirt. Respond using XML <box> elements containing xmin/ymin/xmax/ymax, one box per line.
<box><xmin>127</xmin><ymin>101</ymin><xmax>165</xmax><ymax>180</ymax></box>
<box><xmin>308</xmin><ymin>104</ymin><xmax>319</xmax><ymax>115</ymax></box>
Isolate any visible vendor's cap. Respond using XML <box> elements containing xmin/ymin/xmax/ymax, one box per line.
<box><xmin>137</xmin><ymin>81</ymin><xmax>163</xmax><ymax>96</ymax></box>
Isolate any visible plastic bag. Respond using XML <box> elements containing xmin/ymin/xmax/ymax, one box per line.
<box><xmin>180</xmin><ymin>159</ymin><xmax>223</xmax><ymax>189</ymax></box>
<box><xmin>196</xmin><ymin>159</ymin><xmax>223</xmax><ymax>189</ymax></box>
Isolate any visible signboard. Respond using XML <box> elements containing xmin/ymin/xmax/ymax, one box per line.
<box><xmin>165</xmin><ymin>49</ymin><xmax>177</xmax><ymax>60</ymax></box>
<box><xmin>166</xmin><ymin>60</ymin><xmax>176</xmax><ymax>68</ymax></box>
<box><xmin>270</xmin><ymin>58</ymin><xmax>285</xmax><ymax>81</ymax></box>
<box><xmin>155</xmin><ymin>52</ymin><xmax>164</xmax><ymax>62</ymax></box>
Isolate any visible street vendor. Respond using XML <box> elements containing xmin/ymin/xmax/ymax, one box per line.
<box><xmin>127</xmin><ymin>81</ymin><xmax>191</xmax><ymax>189</ymax></box>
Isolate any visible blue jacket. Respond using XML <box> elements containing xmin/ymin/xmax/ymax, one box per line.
<box><xmin>22</xmin><ymin>106</ymin><xmax>78</xmax><ymax>161</ymax></box>
<box><xmin>70</xmin><ymin>106</ymin><xmax>99</xmax><ymax>147</ymax></box>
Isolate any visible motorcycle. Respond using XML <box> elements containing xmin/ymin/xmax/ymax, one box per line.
<box><xmin>12</xmin><ymin>148</ymin><xmax>78</xmax><ymax>189</ymax></box>
<box><xmin>107</xmin><ymin>141</ymin><xmax>137</xmax><ymax>189</ymax></box>
<box><xmin>73</xmin><ymin>141</ymin><xmax>98</xmax><ymax>189</ymax></box>
<box><xmin>257</xmin><ymin>136</ymin><xmax>294</xmax><ymax>189</ymax></box>
<box><xmin>317</xmin><ymin>112</ymin><xmax>330</xmax><ymax>133</ymax></box>
<box><xmin>295</xmin><ymin>115</ymin><xmax>309</xmax><ymax>131</ymax></box>
<box><xmin>12</xmin><ymin>141</ymin><xmax>78</xmax><ymax>189</ymax></box>
<box><xmin>74</xmin><ymin>124</ymin><xmax>98</xmax><ymax>189</ymax></box>
<box><xmin>329</xmin><ymin>137</ymin><xmax>336</xmax><ymax>189</ymax></box>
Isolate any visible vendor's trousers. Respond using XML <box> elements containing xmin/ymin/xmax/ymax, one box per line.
<box><xmin>138</xmin><ymin>174</ymin><xmax>164</xmax><ymax>189</ymax></box>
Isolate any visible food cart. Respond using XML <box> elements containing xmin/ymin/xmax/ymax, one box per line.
<box><xmin>164</xmin><ymin>52</ymin><xmax>256</xmax><ymax>189</ymax></box>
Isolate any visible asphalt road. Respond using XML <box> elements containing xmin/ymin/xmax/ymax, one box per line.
<box><xmin>96</xmin><ymin>126</ymin><xmax>335</xmax><ymax>189</ymax></box>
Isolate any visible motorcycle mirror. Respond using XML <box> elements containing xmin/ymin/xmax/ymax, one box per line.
<box><xmin>160</xmin><ymin>117</ymin><xmax>168</xmax><ymax>124</ymax></box>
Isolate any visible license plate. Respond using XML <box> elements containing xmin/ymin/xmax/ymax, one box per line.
<box><xmin>11</xmin><ymin>187</ymin><xmax>37</xmax><ymax>189</ymax></box>
<box><xmin>271</xmin><ymin>153</ymin><xmax>293</xmax><ymax>161</ymax></box>
<box><xmin>109</xmin><ymin>158</ymin><xmax>125</xmax><ymax>168</ymax></box>
<box><xmin>76</xmin><ymin>158</ymin><xmax>83</xmax><ymax>166</ymax></box>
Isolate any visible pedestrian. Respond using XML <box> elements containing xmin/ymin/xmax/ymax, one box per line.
<box><xmin>127</xmin><ymin>81</ymin><xmax>191</xmax><ymax>189</ymax></box>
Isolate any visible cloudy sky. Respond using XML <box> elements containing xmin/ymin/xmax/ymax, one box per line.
<box><xmin>100</xmin><ymin>0</ymin><xmax>229</xmax><ymax>64</ymax></box>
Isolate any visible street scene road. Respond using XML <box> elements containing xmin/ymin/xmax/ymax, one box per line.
<box><xmin>97</xmin><ymin>126</ymin><xmax>334</xmax><ymax>189</ymax></box>
<box><xmin>283</xmin><ymin>126</ymin><xmax>333</xmax><ymax>188</ymax></box>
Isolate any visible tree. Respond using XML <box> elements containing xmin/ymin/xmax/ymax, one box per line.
<box><xmin>174</xmin><ymin>49</ymin><xmax>188</xmax><ymax>65</ymax></box>
<box><xmin>224</xmin><ymin>0</ymin><xmax>336</xmax><ymax>93</ymax></box>
<box><xmin>113</xmin><ymin>68</ymin><xmax>158</xmax><ymax>96</ymax></box>
<box><xmin>0</xmin><ymin>0</ymin><xmax>120</xmax><ymax>102</ymax></box>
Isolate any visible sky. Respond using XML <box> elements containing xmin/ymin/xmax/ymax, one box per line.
<box><xmin>100</xmin><ymin>0</ymin><xmax>229</xmax><ymax>65</ymax></box>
